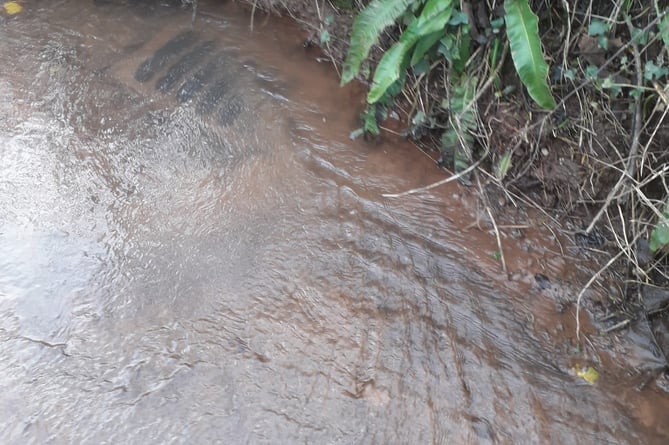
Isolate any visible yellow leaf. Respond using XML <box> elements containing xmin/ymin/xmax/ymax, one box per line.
<box><xmin>575</xmin><ymin>366</ymin><xmax>599</xmax><ymax>384</ymax></box>
<box><xmin>3</xmin><ymin>1</ymin><xmax>22</xmax><ymax>15</ymax></box>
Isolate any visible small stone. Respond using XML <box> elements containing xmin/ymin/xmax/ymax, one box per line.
<box><xmin>535</xmin><ymin>273</ymin><xmax>551</xmax><ymax>290</ymax></box>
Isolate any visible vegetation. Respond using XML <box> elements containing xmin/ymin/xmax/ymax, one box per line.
<box><xmin>341</xmin><ymin>0</ymin><xmax>559</xmax><ymax>176</ymax></box>
<box><xmin>337</xmin><ymin>0</ymin><xmax>669</xmax><ymax>332</ymax></box>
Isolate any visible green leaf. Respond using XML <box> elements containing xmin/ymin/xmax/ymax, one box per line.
<box><xmin>441</xmin><ymin>75</ymin><xmax>478</xmax><ymax>178</ymax></box>
<box><xmin>412</xmin><ymin>110</ymin><xmax>427</xmax><ymax>126</ymax></box>
<box><xmin>438</xmin><ymin>34</ymin><xmax>456</xmax><ymax>60</ymax></box>
<box><xmin>362</xmin><ymin>104</ymin><xmax>380</xmax><ymax>135</ymax></box>
<box><xmin>644</xmin><ymin>60</ymin><xmax>669</xmax><ymax>81</ymax></box>
<box><xmin>503</xmin><ymin>0</ymin><xmax>556</xmax><ymax>109</ymax></box>
<box><xmin>588</xmin><ymin>19</ymin><xmax>609</xmax><ymax>36</ymax></box>
<box><xmin>448</xmin><ymin>10</ymin><xmax>469</xmax><ymax>26</ymax></box>
<box><xmin>382</xmin><ymin>78</ymin><xmax>405</xmax><ymax>104</ymax></box>
<box><xmin>452</xmin><ymin>25</ymin><xmax>471</xmax><ymax>75</ymax></box>
<box><xmin>410</xmin><ymin>30</ymin><xmax>443</xmax><ymax>66</ymax></box>
<box><xmin>412</xmin><ymin>58</ymin><xmax>430</xmax><ymax>75</ymax></box>
<box><xmin>629</xmin><ymin>87</ymin><xmax>643</xmax><ymax>100</ymax></box>
<box><xmin>490</xmin><ymin>17</ymin><xmax>505</xmax><ymax>32</ymax></box>
<box><xmin>597</xmin><ymin>35</ymin><xmax>609</xmax><ymax>50</ymax></box>
<box><xmin>496</xmin><ymin>152</ymin><xmax>513</xmax><ymax>180</ymax></box>
<box><xmin>341</xmin><ymin>0</ymin><xmax>414</xmax><ymax>85</ymax></box>
<box><xmin>601</xmin><ymin>76</ymin><xmax>622</xmax><ymax>97</ymax></box>
<box><xmin>368</xmin><ymin>41</ymin><xmax>412</xmax><ymax>103</ymax></box>
<box><xmin>650</xmin><ymin>207</ymin><xmax>669</xmax><ymax>252</ymax></box>
<box><xmin>631</xmin><ymin>27</ymin><xmax>650</xmax><ymax>45</ymax></box>
<box><xmin>650</xmin><ymin>224</ymin><xmax>669</xmax><ymax>252</ymax></box>
<box><xmin>585</xmin><ymin>65</ymin><xmax>599</xmax><ymax>79</ymax></box>
<box><xmin>368</xmin><ymin>0</ymin><xmax>454</xmax><ymax>103</ymax></box>
<box><xmin>659</xmin><ymin>12</ymin><xmax>669</xmax><ymax>48</ymax></box>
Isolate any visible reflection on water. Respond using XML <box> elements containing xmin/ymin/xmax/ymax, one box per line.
<box><xmin>0</xmin><ymin>1</ymin><xmax>667</xmax><ymax>443</ymax></box>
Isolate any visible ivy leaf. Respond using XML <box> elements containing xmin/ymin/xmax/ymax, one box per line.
<box><xmin>650</xmin><ymin>207</ymin><xmax>669</xmax><ymax>252</ymax></box>
<box><xmin>320</xmin><ymin>30</ymin><xmax>331</xmax><ymax>45</ymax></box>
<box><xmin>644</xmin><ymin>60</ymin><xmax>669</xmax><ymax>81</ymax></box>
<box><xmin>588</xmin><ymin>19</ymin><xmax>609</xmax><ymax>36</ymax></box>
<box><xmin>659</xmin><ymin>13</ymin><xmax>669</xmax><ymax>48</ymax></box>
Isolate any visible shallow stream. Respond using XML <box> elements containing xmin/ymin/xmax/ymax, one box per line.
<box><xmin>0</xmin><ymin>1</ymin><xmax>667</xmax><ymax>443</ymax></box>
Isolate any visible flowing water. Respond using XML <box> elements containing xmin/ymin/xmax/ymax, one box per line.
<box><xmin>1</xmin><ymin>1</ymin><xmax>668</xmax><ymax>443</ymax></box>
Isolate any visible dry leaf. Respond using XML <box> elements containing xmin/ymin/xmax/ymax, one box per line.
<box><xmin>3</xmin><ymin>1</ymin><xmax>22</xmax><ymax>15</ymax></box>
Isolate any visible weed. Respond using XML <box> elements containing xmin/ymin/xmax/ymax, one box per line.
<box><xmin>338</xmin><ymin>0</ymin><xmax>669</xmax><ymax>335</ymax></box>
<box><xmin>341</xmin><ymin>0</ymin><xmax>555</xmax><ymax>174</ymax></box>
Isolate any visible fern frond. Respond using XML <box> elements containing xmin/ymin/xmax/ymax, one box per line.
<box><xmin>368</xmin><ymin>0</ymin><xmax>454</xmax><ymax>103</ymax></box>
<box><xmin>341</xmin><ymin>0</ymin><xmax>414</xmax><ymax>85</ymax></box>
<box><xmin>504</xmin><ymin>0</ymin><xmax>556</xmax><ymax>109</ymax></box>
<box><xmin>441</xmin><ymin>76</ymin><xmax>478</xmax><ymax>179</ymax></box>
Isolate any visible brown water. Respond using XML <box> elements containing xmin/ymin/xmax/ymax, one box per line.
<box><xmin>1</xmin><ymin>1</ymin><xmax>668</xmax><ymax>443</ymax></box>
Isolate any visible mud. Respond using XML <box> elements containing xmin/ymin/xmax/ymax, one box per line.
<box><xmin>156</xmin><ymin>40</ymin><xmax>216</xmax><ymax>92</ymax></box>
<box><xmin>0</xmin><ymin>1</ymin><xmax>667</xmax><ymax>444</ymax></box>
<box><xmin>135</xmin><ymin>30</ymin><xmax>198</xmax><ymax>82</ymax></box>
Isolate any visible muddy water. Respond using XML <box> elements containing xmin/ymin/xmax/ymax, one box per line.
<box><xmin>0</xmin><ymin>1</ymin><xmax>667</xmax><ymax>443</ymax></box>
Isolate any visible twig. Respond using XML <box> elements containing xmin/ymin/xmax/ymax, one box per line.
<box><xmin>576</xmin><ymin>231</ymin><xmax>642</xmax><ymax>339</ymax></box>
<box><xmin>456</xmin><ymin>42</ymin><xmax>509</xmax><ymax>122</ymax></box>
<box><xmin>584</xmin><ymin>15</ymin><xmax>645</xmax><ymax>234</ymax></box>
<box><xmin>250</xmin><ymin>0</ymin><xmax>257</xmax><ymax>31</ymax></box>
<box><xmin>486</xmin><ymin>204</ymin><xmax>506</xmax><ymax>273</ymax></box>
<box><xmin>600</xmin><ymin>318</ymin><xmax>630</xmax><ymax>334</ymax></box>
<box><xmin>381</xmin><ymin>149</ymin><xmax>490</xmax><ymax>198</ymax></box>
<box><xmin>474</xmin><ymin>176</ymin><xmax>507</xmax><ymax>272</ymax></box>
<box><xmin>191</xmin><ymin>0</ymin><xmax>198</xmax><ymax>27</ymax></box>
<box><xmin>309</xmin><ymin>0</ymin><xmax>340</xmax><ymax>75</ymax></box>
<box><xmin>544</xmin><ymin>223</ymin><xmax>565</xmax><ymax>256</ymax></box>
<box><xmin>560</xmin><ymin>0</ymin><xmax>572</xmax><ymax>73</ymax></box>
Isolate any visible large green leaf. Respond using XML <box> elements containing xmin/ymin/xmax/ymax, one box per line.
<box><xmin>503</xmin><ymin>0</ymin><xmax>556</xmax><ymax>109</ymax></box>
<box><xmin>340</xmin><ymin>0</ymin><xmax>414</xmax><ymax>85</ymax></box>
<box><xmin>368</xmin><ymin>0</ymin><xmax>454</xmax><ymax>103</ymax></box>
<box><xmin>410</xmin><ymin>30</ymin><xmax>443</xmax><ymax>67</ymax></box>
